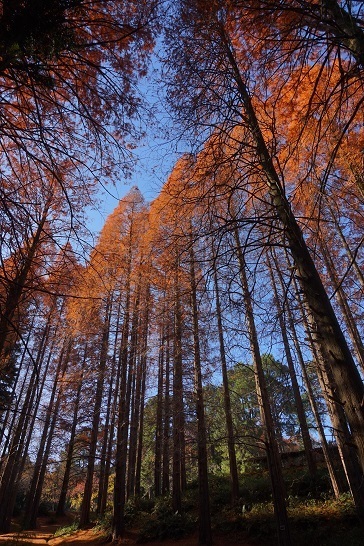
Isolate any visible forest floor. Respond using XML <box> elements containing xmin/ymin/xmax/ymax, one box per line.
<box><xmin>0</xmin><ymin>517</ymin><xmax>259</xmax><ymax>546</ymax></box>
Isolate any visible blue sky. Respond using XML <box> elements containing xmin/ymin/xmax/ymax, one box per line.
<box><xmin>86</xmin><ymin>53</ymin><xmax>183</xmax><ymax>239</ymax></box>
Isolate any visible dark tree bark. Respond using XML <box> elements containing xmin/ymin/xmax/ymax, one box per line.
<box><xmin>57</xmin><ymin>347</ymin><xmax>86</xmax><ymax>516</ymax></box>
<box><xmin>154</xmin><ymin>329</ymin><xmax>165</xmax><ymax>497</ymax></box>
<box><xmin>0</xmin><ymin>209</ymin><xmax>49</xmax><ymax>380</ymax></box>
<box><xmin>220</xmin><ymin>29</ymin><xmax>364</xmax><ymax>476</ymax></box>
<box><xmin>319</xmin><ymin>237</ymin><xmax>364</xmax><ymax>374</ymax></box>
<box><xmin>212</xmin><ymin>247</ymin><xmax>239</xmax><ymax>504</ymax></box>
<box><xmin>23</xmin><ymin>340</ymin><xmax>71</xmax><ymax>529</ymax></box>
<box><xmin>189</xmin><ymin>238</ymin><xmax>212</xmax><ymax>545</ymax></box>
<box><xmin>278</xmin><ymin>257</ymin><xmax>343</xmax><ymax>498</ymax></box>
<box><xmin>162</xmin><ymin>324</ymin><xmax>171</xmax><ymax>495</ymax></box>
<box><xmin>0</xmin><ymin>317</ymin><xmax>54</xmax><ymax>533</ymax></box>
<box><xmin>267</xmin><ymin>253</ymin><xmax>317</xmax><ymax>479</ymax></box>
<box><xmin>172</xmin><ymin>258</ymin><xmax>186</xmax><ymax>514</ymax></box>
<box><xmin>79</xmin><ymin>298</ymin><xmax>111</xmax><ymax>528</ymax></box>
<box><xmin>233</xmin><ymin>223</ymin><xmax>291</xmax><ymax>546</ymax></box>
<box><xmin>135</xmin><ymin>290</ymin><xmax>150</xmax><ymax>497</ymax></box>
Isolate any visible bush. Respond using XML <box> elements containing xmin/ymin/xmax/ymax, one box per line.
<box><xmin>54</xmin><ymin>521</ymin><xmax>79</xmax><ymax>537</ymax></box>
<box><xmin>138</xmin><ymin>496</ymin><xmax>195</xmax><ymax>542</ymax></box>
<box><xmin>124</xmin><ymin>496</ymin><xmax>154</xmax><ymax>524</ymax></box>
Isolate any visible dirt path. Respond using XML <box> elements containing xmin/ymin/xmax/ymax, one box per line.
<box><xmin>0</xmin><ymin>530</ymin><xmax>259</xmax><ymax>546</ymax></box>
<box><xmin>0</xmin><ymin>518</ymin><xmax>259</xmax><ymax>545</ymax></box>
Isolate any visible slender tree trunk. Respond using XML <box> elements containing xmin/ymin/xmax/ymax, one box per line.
<box><xmin>172</xmin><ymin>260</ymin><xmax>186</xmax><ymax>514</ymax></box>
<box><xmin>233</xmin><ymin>224</ymin><xmax>291</xmax><ymax>546</ymax></box>
<box><xmin>279</xmin><ymin>265</ymin><xmax>343</xmax><ymax>498</ymax></box>
<box><xmin>154</xmin><ymin>330</ymin><xmax>165</xmax><ymax>497</ymax></box>
<box><xmin>222</xmin><ymin>29</ymin><xmax>364</xmax><ymax>473</ymax></box>
<box><xmin>162</xmin><ymin>325</ymin><xmax>171</xmax><ymax>495</ymax></box>
<box><xmin>24</xmin><ymin>341</ymin><xmax>71</xmax><ymax>529</ymax></box>
<box><xmin>113</xmin><ymin>257</ymin><xmax>133</xmax><ymax>539</ymax></box>
<box><xmin>57</xmin><ymin>347</ymin><xmax>86</xmax><ymax>516</ymax></box>
<box><xmin>0</xmin><ymin>209</ymin><xmax>49</xmax><ymax>375</ymax></box>
<box><xmin>189</xmin><ymin>240</ymin><xmax>212</xmax><ymax>545</ymax></box>
<box><xmin>23</xmin><ymin>339</ymin><xmax>72</xmax><ymax>529</ymax></box>
<box><xmin>267</xmin><ymin>254</ymin><xmax>317</xmax><ymax>479</ymax></box>
<box><xmin>127</xmin><ymin>283</ymin><xmax>143</xmax><ymax>498</ymax></box>
<box><xmin>212</xmin><ymin>251</ymin><xmax>239</xmax><ymax>504</ymax></box>
<box><xmin>135</xmin><ymin>294</ymin><xmax>149</xmax><ymax>496</ymax></box>
<box><xmin>327</xmin><ymin>202</ymin><xmax>364</xmax><ymax>291</ymax></box>
<box><xmin>79</xmin><ymin>298</ymin><xmax>111</xmax><ymax>528</ymax></box>
<box><xmin>319</xmin><ymin>238</ymin><xmax>364</xmax><ymax>374</ymax></box>
<box><xmin>0</xmin><ymin>319</ymin><xmax>54</xmax><ymax>533</ymax></box>
<box><xmin>0</xmin><ymin>323</ymin><xmax>33</xmax><ymax>448</ymax></box>
<box><xmin>96</xmin><ymin>354</ymin><xmax>116</xmax><ymax>515</ymax></box>
<box><xmin>99</xmin><ymin>300</ymin><xmax>123</xmax><ymax>516</ymax></box>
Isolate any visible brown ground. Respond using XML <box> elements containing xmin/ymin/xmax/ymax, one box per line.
<box><xmin>0</xmin><ymin>517</ymin><xmax>258</xmax><ymax>546</ymax></box>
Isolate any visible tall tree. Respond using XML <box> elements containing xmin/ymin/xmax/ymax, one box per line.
<box><xmin>163</xmin><ymin>0</ymin><xmax>364</xmax><ymax>479</ymax></box>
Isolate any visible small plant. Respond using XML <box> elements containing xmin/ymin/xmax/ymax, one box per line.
<box><xmin>54</xmin><ymin>520</ymin><xmax>79</xmax><ymax>537</ymax></box>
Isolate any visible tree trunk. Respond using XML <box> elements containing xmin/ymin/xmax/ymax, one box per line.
<box><xmin>327</xmin><ymin>202</ymin><xmax>364</xmax><ymax>291</ymax></box>
<box><xmin>282</xmin><ymin>263</ymin><xmax>343</xmax><ymax>498</ymax></box>
<box><xmin>135</xmin><ymin>294</ymin><xmax>149</xmax><ymax>497</ymax></box>
<box><xmin>267</xmin><ymin>253</ymin><xmax>317</xmax><ymax>479</ymax></box>
<box><xmin>233</xmin><ymin>223</ymin><xmax>291</xmax><ymax>546</ymax></box>
<box><xmin>223</xmin><ymin>31</ymin><xmax>364</xmax><ymax>474</ymax></box>
<box><xmin>0</xmin><ymin>208</ymin><xmax>49</xmax><ymax>378</ymax></box>
<box><xmin>189</xmin><ymin>240</ymin><xmax>212</xmax><ymax>545</ymax></box>
<box><xmin>319</xmin><ymin>237</ymin><xmax>364</xmax><ymax>374</ymax></box>
<box><xmin>212</xmin><ymin>250</ymin><xmax>239</xmax><ymax>504</ymax></box>
<box><xmin>57</xmin><ymin>347</ymin><xmax>86</xmax><ymax>516</ymax></box>
<box><xmin>296</xmin><ymin>283</ymin><xmax>364</xmax><ymax>517</ymax></box>
<box><xmin>23</xmin><ymin>339</ymin><xmax>72</xmax><ymax>529</ymax></box>
<box><xmin>79</xmin><ymin>298</ymin><xmax>111</xmax><ymax>528</ymax></box>
<box><xmin>127</xmin><ymin>283</ymin><xmax>143</xmax><ymax>498</ymax></box>
<box><xmin>172</xmin><ymin>259</ymin><xmax>186</xmax><ymax>514</ymax></box>
<box><xmin>154</xmin><ymin>329</ymin><xmax>165</xmax><ymax>497</ymax></box>
<box><xmin>113</xmin><ymin>262</ymin><xmax>133</xmax><ymax>540</ymax></box>
<box><xmin>0</xmin><ymin>318</ymin><xmax>54</xmax><ymax>533</ymax></box>
<box><xmin>162</xmin><ymin>324</ymin><xmax>171</xmax><ymax>495</ymax></box>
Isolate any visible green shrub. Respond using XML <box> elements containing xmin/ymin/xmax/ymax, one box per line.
<box><xmin>93</xmin><ymin>512</ymin><xmax>112</xmax><ymax>533</ymax></box>
<box><xmin>124</xmin><ymin>496</ymin><xmax>154</xmax><ymax>524</ymax></box>
<box><xmin>138</xmin><ymin>496</ymin><xmax>195</xmax><ymax>541</ymax></box>
<box><xmin>54</xmin><ymin>520</ymin><xmax>79</xmax><ymax>537</ymax></box>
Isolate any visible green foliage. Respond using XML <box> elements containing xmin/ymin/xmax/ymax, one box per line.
<box><xmin>54</xmin><ymin>520</ymin><xmax>79</xmax><ymax>537</ymax></box>
<box><xmin>204</xmin><ymin>354</ymin><xmax>309</xmax><ymax>476</ymax></box>
<box><xmin>138</xmin><ymin>496</ymin><xmax>195</xmax><ymax>542</ymax></box>
<box><xmin>93</xmin><ymin>512</ymin><xmax>112</xmax><ymax>534</ymax></box>
<box><xmin>124</xmin><ymin>496</ymin><xmax>154</xmax><ymax>524</ymax></box>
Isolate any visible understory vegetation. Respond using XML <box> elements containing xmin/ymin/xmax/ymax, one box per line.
<box><xmin>42</xmin><ymin>467</ymin><xmax>361</xmax><ymax>546</ymax></box>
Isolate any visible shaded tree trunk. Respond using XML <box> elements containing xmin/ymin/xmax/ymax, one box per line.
<box><xmin>319</xmin><ymin>237</ymin><xmax>364</xmax><ymax>374</ymax></box>
<box><xmin>280</xmin><ymin>262</ymin><xmax>343</xmax><ymax>498</ymax></box>
<box><xmin>172</xmin><ymin>259</ymin><xmax>186</xmax><ymax>514</ymax></box>
<box><xmin>222</xmin><ymin>27</ymin><xmax>364</xmax><ymax>474</ymax></box>
<box><xmin>189</xmin><ymin>239</ymin><xmax>212</xmax><ymax>545</ymax></box>
<box><xmin>233</xmin><ymin>223</ymin><xmax>291</xmax><ymax>546</ymax></box>
<box><xmin>267</xmin><ymin>253</ymin><xmax>317</xmax><ymax>479</ymax></box>
<box><xmin>162</xmin><ymin>324</ymin><xmax>171</xmax><ymax>495</ymax></box>
<box><xmin>0</xmin><ymin>318</ymin><xmax>54</xmax><ymax>533</ymax></box>
<box><xmin>57</xmin><ymin>346</ymin><xmax>86</xmax><ymax>516</ymax></box>
<box><xmin>212</xmin><ymin>249</ymin><xmax>239</xmax><ymax>504</ymax></box>
<box><xmin>23</xmin><ymin>340</ymin><xmax>71</xmax><ymax>529</ymax></box>
<box><xmin>79</xmin><ymin>298</ymin><xmax>111</xmax><ymax>527</ymax></box>
<box><xmin>154</xmin><ymin>328</ymin><xmax>165</xmax><ymax>497</ymax></box>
